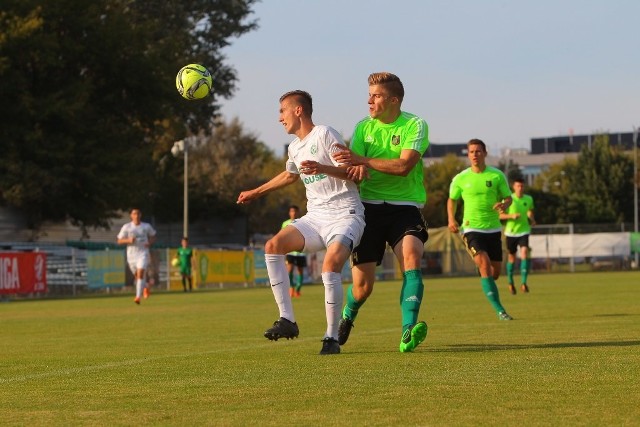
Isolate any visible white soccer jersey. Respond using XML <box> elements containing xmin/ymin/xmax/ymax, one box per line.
<box><xmin>286</xmin><ymin>125</ymin><xmax>363</xmax><ymax>216</ymax></box>
<box><xmin>117</xmin><ymin>221</ymin><xmax>156</xmax><ymax>262</ymax></box>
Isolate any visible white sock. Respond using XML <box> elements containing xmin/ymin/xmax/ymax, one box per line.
<box><xmin>322</xmin><ymin>271</ymin><xmax>343</xmax><ymax>340</ymax></box>
<box><xmin>135</xmin><ymin>279</ymin><xmax>143</xmax><ymax>299</ymax></box>
<box><xmin>265</xmin><ymin>254</ymin><xmax>295</xmax><ymax>322</ymax></box>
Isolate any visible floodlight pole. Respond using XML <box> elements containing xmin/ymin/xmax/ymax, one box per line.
<box><xmin>183</xmin><ymin>139</ymin><xmax>189</xmax><ymax>239</ymax></box>
<box><xmin>634</xmin><ymin>126</ymin><xmax>639</xmax><ymax>268</ymax></box>
<box><xmin>172</xmin><ymin>138</ymin><xmax>190</xmax><ymax>239</ymax></box>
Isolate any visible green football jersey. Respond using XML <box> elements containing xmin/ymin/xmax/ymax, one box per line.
<box><xmin>177</xmin><ymin>246</ymin><xmax>193</xmax><ymax>271</ymax></box>
<box><xmin>449</xmin><ymin>166</ymin><xmax>511</xmax><ymax>232</ymax></box>
<box><xmin>350</xmin><ymin>112</ymin><xmax>429</xmax><ymax>205</ymax></box>
<box><xmin>504</xmin><ymin>193</ymin><xmax>535</xmax><ymax>236</ymax></box>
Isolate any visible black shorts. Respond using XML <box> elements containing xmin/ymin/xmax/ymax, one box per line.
<box><xmin>352</xmin><ymin>203</ymin><xmax>428</xmax><ymax>266</ymax></box>
<box><xmin>506</xmin><ymin>235</ymin><xmax>530</xmax><ymax>255</ymax></box>
<box><xmin>462</xmin><ymin>231</ymin><xmax>503</xmax><ymax>262</ymax></box>
<box><xmin>286</xmin><ymin>254</ymin><xmax>307</xmax><ymax>267</ymax></box>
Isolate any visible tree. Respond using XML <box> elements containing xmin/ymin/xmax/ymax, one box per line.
<box><xmin>167</xmin><ymin>118</ymin><xmax>306</xmax><ymax>236</ymax></box>
<box><xmin>570</xmin><ymin>134</ymin><xmax>634</xmax><ymax>223</ymax></box>
<box><xmin>532</xmin><ymin>134</ymin><xmax>634</xmax><ymax>224</ymax></box>
<box><xmin>497</xmin><ymin>158</ymin><xmax>524</xmax><ymax>182</ymax></box>
<box><xmin>422</xmin><ymin>154</ymin><xmax>467</xmax><ymax>227</ymax></box>
<box><xmin>0</xmin><ymin>0</ymin><xmax>258</xmax><ymax>233</ymax></box>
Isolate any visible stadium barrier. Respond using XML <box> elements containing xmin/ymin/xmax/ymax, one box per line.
<box><xmin>1</xmin><ymin>228</ymin><xmax>637</xmax><ymax>299</ymax></box>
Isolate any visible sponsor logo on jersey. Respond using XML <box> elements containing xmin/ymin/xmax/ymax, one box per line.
<box><xmin>302</xmin><ymin>174</ymin><xmax>328</xmax><ymax>185</ymax></box>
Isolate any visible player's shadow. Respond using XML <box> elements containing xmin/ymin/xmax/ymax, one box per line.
<box><xmin>439</xmin><ymin>340</ymin><xmax>640</xmax><ymax>352</ymax></box>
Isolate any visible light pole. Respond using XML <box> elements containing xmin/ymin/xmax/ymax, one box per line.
<box><xmin>171</xmin><ymin>138</ymin><xmax>190</xmax><ymax>239</ymax></box>
<box><xmin>633</xmin><ymin>126</ymin><xmax>639</xmax><ymax>268</ymax></box>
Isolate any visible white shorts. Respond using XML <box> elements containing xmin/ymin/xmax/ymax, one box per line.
<box><xmin>127</xmin><ymin>254</ymin><xmax>150</xmax><ymax>274</ymax></box>
<box><xmin>290</xmin><ymin>210</ymin><xmax>365</xmax><ymax>253</ymax></box>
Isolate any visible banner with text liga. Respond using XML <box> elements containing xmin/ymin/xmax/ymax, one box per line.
<box><xmin>0</xmin><ymin>252</ymin><xmax>48</xmax><ymax>295</ymax></box>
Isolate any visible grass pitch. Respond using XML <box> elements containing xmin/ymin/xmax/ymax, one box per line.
<box><xmin>1</xmin><ymin>271</ymin><xmax>639</xmax><ymax>426</ymax></box>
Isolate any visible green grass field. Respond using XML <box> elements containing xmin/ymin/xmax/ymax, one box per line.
<box><xmin>1</xmin><ymin>272</ymin><xmax>639</xmax><ymax>426</ymax></box>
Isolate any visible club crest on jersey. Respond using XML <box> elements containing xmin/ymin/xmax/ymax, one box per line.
<box><xmin>391</xmin><ymin>135</ymin><xmax>401</xmax><ymax>145</ymax></box>
<box><xmin>486</xmin><ymin>181</ymin><xmax>493</xmax><ymax>187</ymax></box>
<box><xmin>310</xmin><ymin>144</ymin><xmax>318</xmax><ymax>155</ymax></box>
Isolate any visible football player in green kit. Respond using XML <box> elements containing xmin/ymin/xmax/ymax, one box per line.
<box><xmin>447</xmin><ymin>139</ymin><xmax>514</xmax><ymax>320</ymax></box>
<box><xmin>177</xmin><ymin>237</ymin><xmax>194</xmax><ymax>292</ymax></box>
<box><xmin>332</xmin><ymin>72</ymin><xmax>429</xmax><ymax>352</ymax></box>
<box><xmin>500</xmin><ymin>178</ymin><xmax>536</xmax><ymax>294</ymax></box>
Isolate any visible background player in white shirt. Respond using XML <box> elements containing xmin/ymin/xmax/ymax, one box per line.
<box><xmin>237</xmin><ymin>90</ymin><xmax>364</xmax><ymax>355</ymax></box>
<box><xmin>117</xmin><ymin>208</ymin><xmax>157</xmax><ymax>304</ymax></box>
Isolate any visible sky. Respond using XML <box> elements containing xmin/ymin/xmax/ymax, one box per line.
<box><xmin>219</xmin><ymin>0</ymin><xmax>640</xmax><ymax>156</ymax></box>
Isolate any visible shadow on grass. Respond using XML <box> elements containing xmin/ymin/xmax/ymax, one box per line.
<box><xmin>593</xmin><ymin>313</ymin><xmax>635</xmax><ymax>317</ymax></box>
<box><xmin>439</xmin><ymin>340</ymin><xmax>640</xmax><ymax>352</ymax></box>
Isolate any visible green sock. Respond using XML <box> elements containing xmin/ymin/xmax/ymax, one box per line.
<box><xmin>295</xmin><ymin>273</ymin><xmax>303</xmax><ymax>291</ymax></box>
<box><xmin>521</xmin><ymin>259</ymin><xmax>530</xmax><ymax>284</ymax></box>
<box><xmin>400</xmin><ymin>269</ymin><xmax>424</xmax><ymax>331</ymax></box>
<box><xmin>288</xmin><ymin>270</ymin><xmax>294</xmax><ymax>287</ymax></box>
<box><xmin>343</xmin><ymin>285</ymin><xmax>366</xmax><ymax>321</ymax></box>
<box><xmin>480</xmin><ymin>277</ymin><xmax>505</xmax><ymax>314</ymax></box>
<box><xmin>506</xmin><ymin>262</ymin><xmax>514</xmax><ymax>285</ymax></box>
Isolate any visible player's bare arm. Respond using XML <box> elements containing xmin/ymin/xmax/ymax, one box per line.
<box><xmin>237</xmin><ymin>171</ymin><xmax>299</xmax><ymax>204</ymax></box>
<box><xmin>333</xmin><ymin>147</ymin><xmax>421</xmax><ymax>177</ymax></box>
<box><xmin>499</xmin><ymin>212</ymin><xmax>520</xmax><ymax>220</ymax></box>
<box><xmin>117</xmin><ymin>236</ymin><xmax>135</xmax><ymax>245</ymax></box>
<box><xmin>528</xmin><ymin>210</ymin><xmax>536</xmax><ymax>225</ymax></box>
<box><xmin>447</xmin><ymin>198</ymin><xmax>460</xmax><ymax>233</ymax></box>
<box><xmin>493</xmin><ymin>196</ymin><xmax>512</xmax><ymax>213</ymax></box>
<box><xmin>299</xmin><ymin>160</ymin><xmax>353</xmax><ymax>181</ymax></box>
<box><xmin>345</xmin><ymin>165</ymin><xmax>368</xmax><ymax>183</ymax></box>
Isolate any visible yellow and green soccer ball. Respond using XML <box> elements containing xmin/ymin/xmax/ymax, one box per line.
<box><xmin>176</xmin><ymin>64</ymin><xmax>212</xmax><ymax>100</ymax></box>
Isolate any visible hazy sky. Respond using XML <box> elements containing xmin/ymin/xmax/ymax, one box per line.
<box><xmin>220</xmin><ymin>0</ymin><xmax>640</xmax><ymax>156</ymax></box>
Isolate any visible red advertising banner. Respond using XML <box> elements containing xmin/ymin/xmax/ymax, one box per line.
<box><xmin>0</xmin><ymin>252</ymin><xmax>47</xmax><ymax>295</ymax></box>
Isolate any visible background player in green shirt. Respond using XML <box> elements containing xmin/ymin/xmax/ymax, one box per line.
<box><xmin>500</xmin><ymin>178</ymin><xmax>536</xmax><ymax>294</ymax></box>
<box><xmin>447</xmin><ymin>139</ymin><xmax>514</xmax><ymax>320</ymax></box>
<box><xmin>281</xmin><ymin>205</ymin><xmax>307</xmax><ymax>297</ymax></box>
<box><xmin>177</xmin><ymin>237</ymin><xmax>193</xmax><ymax>292</ymax></box>
<box><xmin>332</xmin><ymin>72</ymin><xmax>429</xmax><ymax>352</ymax></box>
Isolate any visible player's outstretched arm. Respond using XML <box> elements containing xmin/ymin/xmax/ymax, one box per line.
<box><xmin>237</xmin><ymin>171</ymin><xmax>299</xmax><ymax>204</ymax></box>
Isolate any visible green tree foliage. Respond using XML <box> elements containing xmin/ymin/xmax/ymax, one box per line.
<box><xmin>0</xmin><ymin>0</ymin><xmax>258</xmax><ymax>231</ymax></box>
<box><xmin>158</xmin><ymin>117</ymin><xmax>306</xmax><ymax>236</ymax></box>
<box><xmin>497</xmin><ymin>158</ymin><xmax>524</xmax><ymax>182</ymax></box>
<box><xmin>422</xmin><ymin>154</ymin><xmax>467</xmax><ymax>227</ymax></box>
<box><xmin>532</xmin><ymin>135</ymin><xmax>634</xmax><ymax>224</ymax></box>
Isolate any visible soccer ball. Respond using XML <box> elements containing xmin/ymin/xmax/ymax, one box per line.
<box><xmin>171</xmin><ymin>257</ymin><xmax>180</xmax><ymax>267</ymax></box>
<box><xmin>176</xmin><ymin>64</ymin><xmax>212</xmax><ymax>100</ymax></box>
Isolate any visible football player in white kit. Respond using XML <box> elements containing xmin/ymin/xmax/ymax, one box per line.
<box><xmin>117</xmin><ymin>208</ymin><xmax>157</xmax><ymax>304</ymax></box>
<box><xmin>237</xmin><ymin>90</ymin><xmax>365</xmax><ymax>355</ymax></box>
